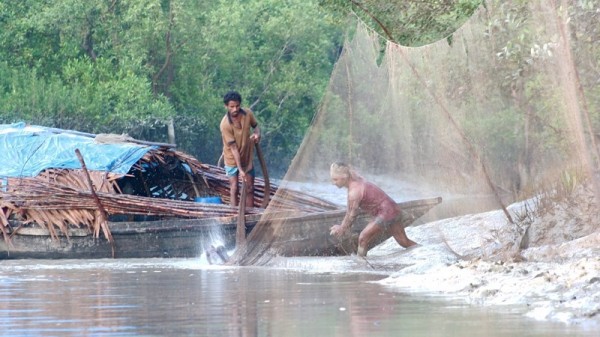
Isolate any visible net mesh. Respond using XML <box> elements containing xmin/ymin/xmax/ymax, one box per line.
<box><xmin>235</xmin><ymin>0</ymin><xmax>600</xmax><ymax>265</ymax></box>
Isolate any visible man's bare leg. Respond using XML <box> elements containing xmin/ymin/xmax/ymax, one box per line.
<box><xmin>228</xmin><ymin>176</ymin><xmax>238</xmax><ymax>206</ymax></box>
<box><xmin>357</xmin><ymin>222</ymin><xmax>384</xmax><ymax>256</ymax></box>
<box><xmin>390</xmin><ymin>223</ymin><xmax>417</xmax><ymax>248</ymax></box>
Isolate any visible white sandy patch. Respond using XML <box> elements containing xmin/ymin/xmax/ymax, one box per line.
<box><xmin>271</xmin><ymin>179</ymin><xmax>600</xmax><ymax>329</ymax></box>
<box><xmin>372</xmin><ymin>200</ymin><xmax>600</xmax><ymax>329</ymax></box>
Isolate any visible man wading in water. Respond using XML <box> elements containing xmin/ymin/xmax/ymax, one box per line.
<box><xmin>329</xmin><ymin>162</ymin><xmax>417</xmax><ymax>256</ymax></box>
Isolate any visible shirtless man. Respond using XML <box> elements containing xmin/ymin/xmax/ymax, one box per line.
<box><xmin>329</xmin><ymin>162</ymin><xmax>417</xmax><ymax>256</ymax></box>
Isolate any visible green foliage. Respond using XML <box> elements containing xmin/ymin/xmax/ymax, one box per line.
<box><xmin>4</xmin><ymin>0</ymin><xmax>597</xmax><ymax>186</ymax></box>
<box><xmin>0</xmin><ymin>0</ymin><xmax>345</xmax><ymax>177</ymax></box>
<box><xmin>319</xmin><ymin>0</ymin><xmax>483</xmax><ymax>46</ymax></box>
<box><xmin>168</xmin><ymin>0</ymin><xmax>345</xmax><ymax>173</ymax></box>
<box><xmin>569</xmin><ymin>1</ymin><xmax>600</xmax><ymax>133</ymax></box>
<box><xmin>0</xmin><ymin>61</ymin><xmax>174</xmax><ymax>134</ymax></box>
<box><xmin>0</xmin><ymin>0</ymin><xmax>176</xmax><ymax>133</ymax></box>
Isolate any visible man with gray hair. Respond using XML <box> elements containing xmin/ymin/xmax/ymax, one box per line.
<box><xmin>329</xmin><ymin>162</ymin><xmax>417</xmax><ymax>256</ymax></box>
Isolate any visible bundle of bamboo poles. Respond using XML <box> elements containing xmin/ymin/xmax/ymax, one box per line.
<box><xmin>196</xmin><ymin>164</ymin><xmax>340</xmax><ymax>212</ymax></box>
<box><xmin>0</xmin><ymin>146</ymin><xmax>340</xmax><ymax>244</ymax></box>
<box><xmin>0</xmin><ymin>128</ymin><xmax>345</xmax><ymax>254</ymax></box>
<box><xmin>131</xmin><ymin>146</ymin><xmax>340</xmax><ymax>212</ymax></box>
<box><xmin>0</xmin><ymin>177</ymin><xmax>249</xmax><ymax>245</ymax></box>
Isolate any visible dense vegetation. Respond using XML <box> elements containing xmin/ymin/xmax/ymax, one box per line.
<box><xmin>0</xmin><ymin>0</ymin><xmax>344</xmax><ymax>176</ymax></box>
<box><xmin>0</xmin><ymin>0</ymin><xmax>490</xmax><ymax>177</ymax></box>
<box><xmin>3</xmin><ymin>0</ymin><xmax>596</xmax><ymax>185</ymax></box>
<box><xmin>320</xmin><ymin>0</ymin><xmax>482</xmax><ymax>46</ymax></box>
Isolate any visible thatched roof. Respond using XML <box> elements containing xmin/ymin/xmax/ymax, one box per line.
<box><xmin>0</xmin><ymin>123</ymin><xmax>338</xmax><ymax>246</ymax></box>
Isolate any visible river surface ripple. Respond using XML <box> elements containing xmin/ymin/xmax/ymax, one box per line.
<box><xmin>0</xmin><ymin>258</ymin><xmax>594</xmax><ymax>337</ymax></box>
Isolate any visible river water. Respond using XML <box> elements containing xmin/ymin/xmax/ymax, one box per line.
<box><xmin>0</xmin><ymin>258</ymin><xmax>595</xmax><ymax>337</ymax></box>
<box><xmin>1</xmin><ymin>181</ymin><xmax>596</xmax><ymax>336</ymax></box>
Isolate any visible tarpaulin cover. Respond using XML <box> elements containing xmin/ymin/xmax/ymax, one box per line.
<box><xmin>0</xmin><ymin>122</ymin><xmax>154</xmax><ymax>178</ymax></box>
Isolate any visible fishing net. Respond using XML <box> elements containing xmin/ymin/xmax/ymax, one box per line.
<box><xmin>235</xmin><ymin>0</ymin><xmax>600</xmax><ymax>265</ymax></box>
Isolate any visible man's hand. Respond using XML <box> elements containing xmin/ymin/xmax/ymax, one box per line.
<box><xmin>250</xmin><ymin>133</ymin><xmax>260</xmax><ymax>144</ymax></box>
<box><xmin>329</xmin><ymin>225</ymin><xmax>346</xmax><ymax>238</ymax></box>
<box><xmin>239</xmin><ymin>169</ymin><xmax>248</xmax><ymax>183</ymax></box>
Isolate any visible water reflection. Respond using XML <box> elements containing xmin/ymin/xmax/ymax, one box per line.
<box><xmin>0</xmin><ymin>259</ymin><xmax>594</xmax><ymax>337</ymax></box>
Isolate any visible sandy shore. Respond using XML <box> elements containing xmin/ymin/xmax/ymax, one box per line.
<box><xmin>275</xmin><ymin>179</ymin><xmax>600</xmax><ymax>329</ymax></box>
<box><xmin>371</xmin><ymin>201</ymin><xmax>600</xmax><ymax>329</ymax></box>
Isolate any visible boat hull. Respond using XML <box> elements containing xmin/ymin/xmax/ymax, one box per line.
<box><xmin>248</xmin><ymin>197</ymin><xmax>442</xmax><ymax>257</ymax></box>
<box><xmin>0</xmin><ymin>197</ymin><xmax>441</xmax><ymax>259</ymax></box>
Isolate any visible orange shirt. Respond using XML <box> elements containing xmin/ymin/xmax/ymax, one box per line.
<box><xmin>219</xmin><ymin>108</ymin><xmax>258</xmax><ymax>170</ymax></box>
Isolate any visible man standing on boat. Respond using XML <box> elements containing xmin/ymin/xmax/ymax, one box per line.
<box><xmin>329</xmin><ymin>162</ymin><xmax>417</xmax><ymax>256</ymax></box>
<box><xmin>220</xmin><ymin>90</ymin><xmax>261</xmax><ymax>207</ymax></box>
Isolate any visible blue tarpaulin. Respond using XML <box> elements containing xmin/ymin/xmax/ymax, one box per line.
<box><xmin>0</xmin><ymin>122</ymin><xmax>154</xmax><ymax>178</ymax></box>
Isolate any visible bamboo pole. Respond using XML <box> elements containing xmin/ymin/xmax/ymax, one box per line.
<box><xmin>75</xmin><ymin>149</ymin><xmax>115</xmax><ymax>257</ymax></box>
<box><xmin>255</xmin><ymin>143</ymin><xmax>270</xmax><ymax>208</ymax></box>
<box><xmin>236</xmin><ymin>181</ymin><xmax>247</xmax><ymax>249</ymax></box>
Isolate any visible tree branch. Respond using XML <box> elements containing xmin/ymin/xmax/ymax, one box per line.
<box><xmin>347</xmin><ymin>0</ymin><xmax>395</xmax><ymax>42</ymax></box>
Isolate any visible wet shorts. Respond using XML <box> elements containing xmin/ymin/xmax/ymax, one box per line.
<box><xmin>224</xmin><ymin>165</ymin><xmax>255</xmax><ymax>177</ymax></box>
<box><xmin>373</xmin><ymin>212</ymin><xmax>403</xmax><ymax>230</ymax></box>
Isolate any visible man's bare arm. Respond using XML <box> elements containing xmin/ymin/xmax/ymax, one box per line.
<box><xmin>250</xmin><ymin>125</ymin><xmax>261</xmax><ymax>143</ymax></box>
<box><xmin>340</xmin><ymin>188</ymin><xmax>361</xmax><ymax>231</ymax></box>
<box><xmin>229</xmin><ymin>142</ymin><xmax>246</xmax><ymax>179</ymax></box>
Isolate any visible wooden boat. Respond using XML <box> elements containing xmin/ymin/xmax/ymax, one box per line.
<box><xmin>255</xmin><ymin>196</ymin><xmax>442</xmax><ymax>257</ymax></box>
<box><xmin>0</xmin><ymin>123</ymin><xmax>442</xmax><ymax>259</ymax></box>
<box><xmin>0</xmin><ymin>197</ymin><xmax>441</xmax><ymax>259</ymax></box>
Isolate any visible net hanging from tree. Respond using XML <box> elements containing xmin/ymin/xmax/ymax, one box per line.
<box><xmin>233</xmin><ymin>0</ymin><xmax>600</xmax><ymax>265</ymax></box>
